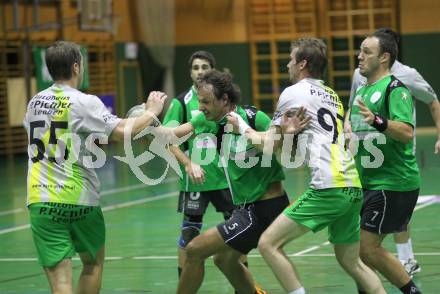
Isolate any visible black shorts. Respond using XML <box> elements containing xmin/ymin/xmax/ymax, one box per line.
<box><xmin>361</xmin><ymin>189</ymin><xmax>419</xmax><ymax>234</ymax></box>
<box><xmin>217</xmin><ymin>194</ymin><xmax>289</xmax><ymax>254</ymax></box>
<box><xmin>177</xmin><ymin>189</ymin><xmax>235</xmax><ymax>216</ymax></box>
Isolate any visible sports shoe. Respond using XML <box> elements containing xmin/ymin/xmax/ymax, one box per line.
<box><xmin>255</xmin><ymin>285</ymin><xmax>268</xmax><ymax>294</ymax></box>
<box><xmin>404</xmin><ymin>258</ymin><xmax>421</xmax><ymax>277</ymax></box>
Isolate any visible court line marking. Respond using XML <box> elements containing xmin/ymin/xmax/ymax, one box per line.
<box><xmin>290</xmin><ymin>197</ymin><xmax>438</xmax><ymax>256</ymax></box>
<box><xmin>0</xmin><ymin>208</ymin><xmax>24</xmax><ymax>216</ymax></box>
<box><xmin>0</xmin><ymin>177</ymin><xmax>178</xmax><ymax>217</ymax></box>
<box><xmin>1</xmin><ymin>252</ymin><xmax>440</xmax><ymax>262</ymax></box>
<box><xmin>0</xmin><ymin>190</ymin><xmax>178</xmax><ymax>235</ymax></box>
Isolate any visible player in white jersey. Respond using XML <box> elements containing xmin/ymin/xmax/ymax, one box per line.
<box><xmin>24</xmin><ymin>41</ymin><xmax>166</xmax><ymax>294</ymax></box>
<box><xmin>344</xmin><ymin>28</ymin><xmax>440</xmax><ymax>276</ymax></box>
<box><xmin>227</xmin><ymin>38</ymin><xmax>385</xmax><ymax>294</ymax></box>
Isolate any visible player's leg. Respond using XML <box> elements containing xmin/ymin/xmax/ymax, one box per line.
<box><xmin>334</xmin><ymin>242</ymin><xmax>385</xmax><ymax>294</ymax></box>
<box><xmin>258</xmin><ymin>213</ymin><xmax>308</xmax><ymax>293</ymax></box>
<box><xmin>177</xmin><ymin>226</ymin><xmax>233</xmax><ymax>294</ymax></box>
<box><xmin>360</xmin><ymin>230</ymin><xmax>413</xmax><ymax>286</ymax></box>
<box><xmin>178</xmin><ymin>214</ymin><xmax>203</xmax><ymax>275</ymax></box>
<box><xmin>213</xmin><ymin>198</ymin><xmax>289</xmax><ymax>294</ymax></box>
<box><xmin>211</xmin><ymin>189</ymin><xmax>250</xmax><ymax>270</ymax></box>
<box><xmin>213</xmin><ymin>247</ymin><xmax>256</xmax><ymax>294</ymax></box>
<box><xmin>29</xmin><ymin>203</ymin><xmax>76</xmax><ymax>293</ymax></box>
<box><xmin>393</xmin><ymin>225</ymin><xmax>420</xmax><ymax>276</ymax></box>
<box><xmin>44</xmin><ymin>258</ymin><xmax>73</xmax><ymax>294</ymax></box>
<box><xmin>69</xmin><ymin>205</ymin><xmax>106</xmax><ymax>294</ymax></box>
<box><xmin>360</xmin><ymin>190</ymin><xmax>421</xmax><ymax>293</ymax></box>
<box><xmin>76</xmin><ymin>246</ymin><xmax>105</xmax><ymax>294</ymax></box>
<box><xmin>260</xmin><ymin>188</ymin><xmax>352</xmax><ymax>293</ymax></box>
<box><xmin>328</xmin><ymin>187</ymin><xmax>385</xmax><ymax>293</ymax></box>
<box><xmin>177</xmin><ymin>191</ymin><xmax>207</xmax><ymax>277</ymax></box>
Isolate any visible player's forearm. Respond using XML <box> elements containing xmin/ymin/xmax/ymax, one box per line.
<box><xmin>344</xmin><ymin>107</ymin><xmax>352</xmax><ymax>131</ymax></box>
<box><xmin>243</xmin><ymin>128</ymin><xmax>266</xmax><ymax>152</ymax></box>
<box><xmin>244</xmin><ymin>128</ymin><xmax>281</xmax><ymax>154</ymax></box>
<box><xmin>384</xmin><ymin>120</ymin><xmax>414</xmax><ymax>144</ymax></box>
<box><xmin>429</xmin><ymin>99</ymin><xmax>440</xmax><ymax>139</ymax></box>
<box><xmin>111</xmin><ymin>111</ymin><xmax>158</xmax><ymax>141</ymax></box>
<box><xmin>169</xmin><ymin>145</ymin><xmax>191</xmax><ymax>166</ymax></box>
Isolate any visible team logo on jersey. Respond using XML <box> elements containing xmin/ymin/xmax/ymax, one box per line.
<box><xmin>370</xmin><ymin>92</ymin><xmax>382</xmax><ymax>103</ymax></box>
<box><xmin>402</xmin><ymin>92</ymin><xmax>408</xmax><ymax>100</ymax></box>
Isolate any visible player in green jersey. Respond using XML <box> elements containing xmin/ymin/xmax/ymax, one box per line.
<box><xmin>150</xmin><ymin>69</ymin><xmax>291</xmax><ymax>294</ymax></box>
<box><xmin>350</xmin><ymin>31</ymin><xmax>422</xmax><ymax>294</ymax></box>
<box><xmin>162</xmin><ymin>51</ymin><xmax>240</xmax><ymax>278</ymax></box>
<box><xmin>346</xmin><ymin>28</ymin><xmax>439</xmax><ymax>276</ymax></box>
<box><xmin>24</xmin><ymin>41</ymin><xmax>166</xmax><ymax>294</ymax></box>
<box><xmin>227</xmin><ymin>38</ymin><xmax>385</xmax><ymax>294</ymax></box>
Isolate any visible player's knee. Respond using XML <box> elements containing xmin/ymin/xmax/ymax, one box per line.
<box><xmin>185</xmin><ymin>239</ymin><xmax>204</xmax><ymax>262</ymax></box>
<box><xmin>178</xmin><ymin>215</ymin><xmax>203</xmax><ymax>249</ymax></box>
<box><xmin>213</xmin><ymin>253</ymin><xmax>237</xmax><ymax>270</ymax></box>
<box><xmin>212</xmin><ymin>253</ymin><xmax>225</xmax><ymax>268</ymax></box>
<box><xmin>257</xmin><ymin>234</ymin><xmax>273</xmax><ymax>255</ymax></box>
<box><xmin>82</xmin><ymin>262</ymin><xmax>103</xmax><ymax>276</ymax></box>
<box><xmin>359</xmin><ymin>244</ymin><xmax>375</xmax><ymax>264</ymax></box>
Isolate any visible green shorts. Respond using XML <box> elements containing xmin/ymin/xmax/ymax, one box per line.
<box><xmin>29</xmin><ymin>202</ymin><xmax>105</xmax><ymax>268</ymax></box>
<box><xmin>284</xmin><ymin>187</ymin><xmax>362</xmax><ymax>244</ymax></box>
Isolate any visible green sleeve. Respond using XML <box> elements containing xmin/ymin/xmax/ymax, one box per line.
<box><xmin>389</xmin><ymin>87</ymin><xmax>414</xmax><ymax>127</ymax></box>
<box><xmin>189</xmin><ymin>112</ymin><xmax>206</xmax><ymax>131</ymax></box>
<box><xmin>162</xmin><ymin>99</ymin><xmax>183</xmax><ymax>126</ymax></box>
<box><xmin>254</xmin><ymin>110</ymin><xmax>272</xmax><ymax>131</ymax></box>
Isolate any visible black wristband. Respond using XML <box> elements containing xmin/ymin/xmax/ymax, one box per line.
<box><xmin>371</xmin><ymin>114</ymin><xmax>388</xmax><ymax>132</ymax></box>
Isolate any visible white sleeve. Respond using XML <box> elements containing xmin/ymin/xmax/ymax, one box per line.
<box><xmin>271</xmin><ymin>87</ymin><xmax>301</xmax><ymax>126</ymax></box>
<box><xmin>75</xmin><ymin>95</ymin><xmax>121</xmax><ymax>136</ymax></box>
<box><xmin>349</xmin><ymin>69</ymin><xmax>366</xmax><ymax>107</ymax></box>
<box><xmin>394</xmin><ymin>66</ymin><xmax>437</xmax><ymax>104</ymax></box>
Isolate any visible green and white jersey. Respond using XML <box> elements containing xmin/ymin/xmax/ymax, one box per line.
<box><xmin>272</xmin><ymin>78</ymin><xmax>361</xmax><ymax>190</ymax></box>
<box><xmin>24</xmin><ymin>84</ymin><xmax>121</xmax><ymax>206</ymax></box>
<box><xmin>163</xmin><ymin>86</ymin><xmax>228</xmax><ymax>192</ymax></box>
<box><xmin>350</xmin><ymin>75</ymin><xmax>420</xmax><ymax>191</ymax></box>
<box><xmin>190</xmin><ymin>106</ymin><xmax>285</xmax><ymax>205</ymax></box>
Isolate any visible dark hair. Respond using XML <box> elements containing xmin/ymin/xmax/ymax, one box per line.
<box><xmin>196</xmin><ymin>69</ymin><xmax>240</xmax><ymax>104</ymax></box>
<box><xmin>374</xmin><ymin>27</ymin><xmax>400</xmax><ymax>45</ymax></box>
<box><xmin>291</xmin><ymin>38</ymin><xmax>327</xmax><ymax>78</ymax></box>
<box><xmin>372</xmin><ymin>29</ymin><xmax>398</xmax><ymax>68</ymax></box>
<box><xmin>188</xmin><ymin>51</ymin><xmax>216</xmax><ymax>69</ymax></box>
<box><xmin>45</xmin><ymin>41</ymin><xmax>82</xmax><ymax>80</ymax></box>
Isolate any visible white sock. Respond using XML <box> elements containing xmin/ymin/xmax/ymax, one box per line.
<box><xmin>396</xmin><ymin>242</ymin><xmax>411</xmax><ymax>262</ymax></box>
<box><xmin>408</xmin><ymin>238</ymin><xmax>415</xmax><ymax>259</ymax></box>
<box><xmin>288</xmin><ymin>287</ymin><xmax>306</xmax><ymax>294</ymax></box>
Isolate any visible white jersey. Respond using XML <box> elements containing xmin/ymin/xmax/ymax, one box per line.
<box><xmin>349</xmin><ymin>60</ymin><xmax>437</xmax><ymax>106</ymax></box>
<box><xmin>23</xmin><ymin>84</ymin><xmax>121</xmax><ymax>206</ymax></box>
<box><xmin>272</xmin><ymin>78</ymin><xmax>361</xmax><ymax>189</ymax></box>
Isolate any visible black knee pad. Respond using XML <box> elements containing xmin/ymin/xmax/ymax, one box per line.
<box><xmin>178</xmin><ymin>214</ymin><xmax>203</xmax><ymax>248</ymax></box>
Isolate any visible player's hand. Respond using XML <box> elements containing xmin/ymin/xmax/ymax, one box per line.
<box><xmin>226</xmin><ymin>112</ymin><xmax>250</xmax><ymax>134</ymax></box>
<box><xmin>280</xmin><ymin>107</ymin><xmax>311</xmax><ymax>135</ymax></box>
<box><xmin>435</xmin><ymin>138</ymin><xmax>440</xmax><ymax>154</ymax></box>
<box><xmin>343</xmin><ymin>119</ymin><xmax>353</xmax><ymax>150</ymax></box>
<box><xmin>225</xmin><ymin>112</ymin><xmax>241</xmax><ymax>134</ymax></box>
<box><xmin>185</xmin><ymin>162</ymin><xmax>205</xmax><ymax>185</ymax></box>
<box><xmin>357</xmin><ymin>100</ymin><xmax>374</xmax><ymax>125</ymax></box>
<box><xmin>344</xmin><ymin>119</ymin><xmax>352</xmax><ymax>137</ymax></box>
<box><xmin>145</xmin><ymin>91</ymin><xmax>167</xmax><ymax>117</ymax></box>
